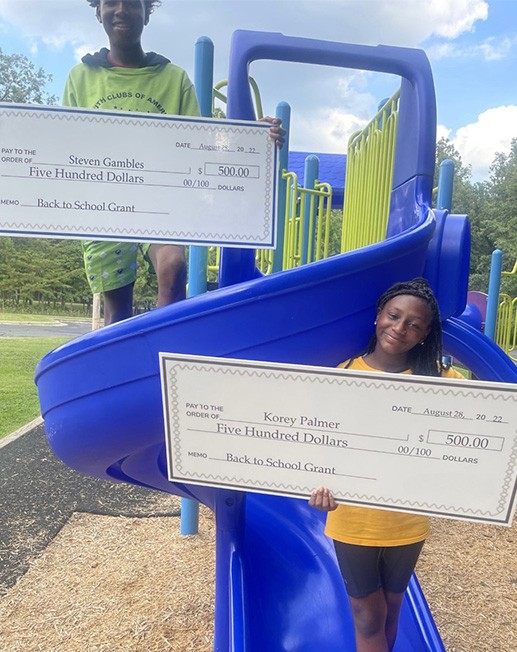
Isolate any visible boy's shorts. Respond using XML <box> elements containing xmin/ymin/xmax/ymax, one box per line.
<box><xmin>333</xmin><ymin>540</ymin><xmax>425</xmax><ymax>598</ymax></box>
<box><xmin>82</xmin><ymin>241</ymin><xmax>154</xmax><ymax>293</ymax></box>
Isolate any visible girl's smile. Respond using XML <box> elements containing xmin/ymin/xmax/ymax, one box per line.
<box><xmin>367</xmin><ymin>294</ymin><xmax>432</xmax><ymax>372</ymax></box>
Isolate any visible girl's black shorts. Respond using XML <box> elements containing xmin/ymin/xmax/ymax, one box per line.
<box><xmin>333</xmin><ymin>540</ymin><xmax>425</xmax><ymax>598</ymax></box>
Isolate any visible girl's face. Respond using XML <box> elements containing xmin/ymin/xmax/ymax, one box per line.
<box><xmin>375</xmin><ymin>295</ymin><xmax>432</xmax><ymax>358</ymax></box>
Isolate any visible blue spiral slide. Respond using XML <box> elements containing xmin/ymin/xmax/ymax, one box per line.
<box><xmin>36</xmin><ymin>32</ymin><xmax>516</xmax><ymax>651</ymax></box>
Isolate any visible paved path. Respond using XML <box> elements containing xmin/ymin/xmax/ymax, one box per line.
<box><xmin>0</xmin><ymin>424</ymin><xmax>179</xmax><ymax>596</ymax></box>
<box><xmin>0</xmin><ymin>320</ymin><xmax>92</xmax><ymax>338</ymax></box>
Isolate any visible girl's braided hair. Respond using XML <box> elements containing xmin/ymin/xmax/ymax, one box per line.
<box><xmin>86</xmin><ymin>0</ymin><xmax>162</xmax><ymax>11</ymax></box>
<box><xmin>363</xmin><ymin>277</ymin><xmax>444</xmax><ymax>376</ymax></box>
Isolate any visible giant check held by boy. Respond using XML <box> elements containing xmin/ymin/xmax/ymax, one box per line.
<box><xmin>0</xmin><ymin>103</ymin><xmax>277</xmax><ymax>248</ymax></box>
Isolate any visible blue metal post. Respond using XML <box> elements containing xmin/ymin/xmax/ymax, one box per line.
<box><xmin>181</xmin><ymin>36</ymin><xmax>214</xmax><ymax>536</ymax></box>
<box><xmin>301</xmin><ymin>155</ymin><xmax>319</xmax><ymax>265</ymax></box>
<box><xmin>188</xmin><ymin>35</ymin><xmax>214</xmax><ymax>298</ymax></box>
<box><xmin>485</xmin><ymin>249</ymin><xmax>503</xmax><ymax>341</ymax></box>
<box><xmin>271</xmin><ymin>101</ymin><xmax>291</xmax><ymax>273</ymax></box>
<box><xmin>436</xmin><ymin>159</ymin><xmax>454</xmax><ymax>211</ymax></box>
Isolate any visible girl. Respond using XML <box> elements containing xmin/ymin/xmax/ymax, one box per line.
<box><xmin>309</xmin><ymin>277</ymin><xmax>463</xmax><ymax>652</ymax></box>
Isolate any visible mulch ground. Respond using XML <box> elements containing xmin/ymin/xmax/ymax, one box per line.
<box><xmin>0</xmin><ymin>425</ymin><xmax>515</xmax><ymax>651</ymax></box>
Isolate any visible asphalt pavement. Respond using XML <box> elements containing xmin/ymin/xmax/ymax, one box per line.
<box><xmin>0</xmin><ymin>319</ymin><xmax>92</xmax><ymax>338</ymax></box>
<box><xmin>0</xmin><ymin>424</ymin><xmax>180</xmax><ymax>596</ymax></box>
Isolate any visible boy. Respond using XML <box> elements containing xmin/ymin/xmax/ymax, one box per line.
<box><xmin>63</xmin><ymin>0</ymin><xmax>199</xmax><ymax>324</ymax></box>
<box><xmin>64</xmin><ymin>0</ymin><xmax>284</xmax><ymax>325</ymax></box>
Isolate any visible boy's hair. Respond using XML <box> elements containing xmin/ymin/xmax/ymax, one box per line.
<box><xmin>364</xmin><ymin>277</ymin><xmax>444</xmax><ymax>376</ymax></box>
<box><xmin>86</xmin><ymin>0</ymin><xmax>162</xmax><ymax>11</ymax></box>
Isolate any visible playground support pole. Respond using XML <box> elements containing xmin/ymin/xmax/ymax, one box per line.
<box><xmin>485</xmin><ymin>250</ymin><xmax>503</xmax><ymax>341</ymax></box>
<box><xmin>436</xmin><ymin>159</ymin><xmax>454</xmax><ymax>211</ymax></box>
<box><xmin>435</xmin><ymin>159</ymin><xmax>455</xmax><ymax>364</ymax></box>
<box><xmin>182</xmin><ymin>36</ymin><xmax>214</xmax><ymax>536</ymax></box>
<box><xmin>301</xmin><ymin>156</ymin><xmax>319</xmax><ymax>265</ymax></box>
<box><xmin>271</xmin><ymin>102</ymin><xmax>291</xmax><ymax>273</ymax></box>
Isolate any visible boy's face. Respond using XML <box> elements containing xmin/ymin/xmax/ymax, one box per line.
<box><xmin>97</xmin><ymin>0</ymin><xmax>149</xmax><ymax>48</ymax></box>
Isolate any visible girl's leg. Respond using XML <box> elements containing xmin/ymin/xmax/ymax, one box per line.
<box><xmin>347</xmin><ymin>590</ymin><xmax>404</xmax><ymax>652</ymax></box>
<box><xmin>380</xmin><ymin>542</ymin><xmax>425</xmax><ymax>650</ymax></box>
<box><xmin>147</xmin><ymin>244</ymin><xmax>186</xmax><ymax>307</ymax></box>
<box><xmin>334</xmin><ymin>542</ymin><xmax>390</xmax><ymax>651</ymax></box>
<box><xmin>348</xmin><ymin>590</ymin><xmax>390</xmax><ymax>652</ymax></box>
<box><xmin>384</xmin><ymin>591</ymin><xmax>405</xmax><ymax>651</ymax></box>
<box><xmin>333</xmin><ymin>540</ymin><xmax>424</xmax><ymax>652</ymax></box>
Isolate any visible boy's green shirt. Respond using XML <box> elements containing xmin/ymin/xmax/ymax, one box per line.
<box><xmin>63</xmin><ymin>50</ymin><xmax>200</xmax><ymax>117</ymax></box>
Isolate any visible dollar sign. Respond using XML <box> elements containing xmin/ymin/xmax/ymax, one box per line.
<box><xmin>419</xmin><ymin>435</ymin><xmax>424</xmax><ymax>442</ymax></box>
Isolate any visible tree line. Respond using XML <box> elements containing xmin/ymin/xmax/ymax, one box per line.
<box><xmin>435</xmin><ymin>137</ymin><xmax>517</xmax><ymax>297</ymax></box>
<box><xmin>1</xmin><ymin>49</ymin><xmax>516</xmax><ymax>315</ymax></box>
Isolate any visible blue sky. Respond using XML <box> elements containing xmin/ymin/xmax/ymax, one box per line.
<box><xmin>1</xmin><ymin>0</ymin><xmax>516</xmax><ymax>181</ymax></box>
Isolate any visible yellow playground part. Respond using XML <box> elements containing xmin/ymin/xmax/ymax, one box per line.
<box><xmin>341</xmin><ymin>90</ymin><xmax>399</xmax><ymax>253</ymax></box>
<box><xmin>495</xmin><ymin>294</ymin><xmax>517</xmax><ymax>356</ymax></box>
<box><xmin>281</xmin><ymin>173</ymin><xmax>332</xmax><ymax>270</ymax></box>
<box><xmin>207</xmin><ymin>82</ymin><xmax>401</xmax><ymax>280</ymax></box>
<box><xmin>497</xmin><ymin>262</ymin><xmax>517</xmax><ymax>358</ymax></box>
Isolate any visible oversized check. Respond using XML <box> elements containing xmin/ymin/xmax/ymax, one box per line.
<box><xmin>160</xmin><ymin>354</ymin><xmax>517</xmax><ymax>526</ymax></box>
<box><xmin>0</xmin><ymin>103</ymin><xmax>277</xmax><ymax>247</ymax></box>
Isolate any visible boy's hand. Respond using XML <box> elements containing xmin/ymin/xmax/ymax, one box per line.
<box><xmin>308</xmin><ymin>486</ymin><xmax>338</xmax><ymax>511</ymax></box>
<box><xmin>260</xmin><ymin>116</ymin><xmax>286</xmax><ymax>149</ymax></box>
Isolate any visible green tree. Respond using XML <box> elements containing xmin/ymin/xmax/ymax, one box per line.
<box><xmin>327</xmin><ymin>209</ymin><xmax>344</xmax><ymax>257</ymax></box>
<box><xmin>0</xmin><ymin>50</ymin><xmax>85</xmax><ymax>314</ymax></box>
<box><xmin>434</xmin><ymin>138</ymin><xmax>493</xmax><ymax>292</ymax></box>
<box><xmin>0</xmin><ymin>238</ymin><xmax>88</xmax><ymax>312</ymax></box>
<box><xmin>0</xmin><ymin>47</ymin><xmax>57</xmax><ymax>104</ymax></box>
<box><xmin>434</xmin><ymin>138</ymin><xmax>477</xmax><ymax>215</ymax></box>
<box><xmin>481</xmin><ymin>138</ymin><xmax>517</xmax><ymax>296</ymax></box>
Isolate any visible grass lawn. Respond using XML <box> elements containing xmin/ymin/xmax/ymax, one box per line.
<box><xmin>0</xmin><ymin>312</ymin><xmax>89</xmax><ymax>324</ymax></box>
<box><xmin>0</xmin><ymin>337</ymin><xmax>67</xmax><ymax>439</ymax></box>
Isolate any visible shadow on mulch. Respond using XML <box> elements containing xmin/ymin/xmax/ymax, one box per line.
<box><xmin>0</xmin><ymin>424</ymin><xmax>179</xmax><ymax>596</ymax></box>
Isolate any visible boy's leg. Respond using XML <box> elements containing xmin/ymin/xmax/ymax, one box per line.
<box><xmin>82</xmin><ymin>241</ymin><xmax>139</xmax><ymax>326</ymax></box>
<box><xmin>103</xmin><ymin>284</ymin><xmax>134</xmax><ymax>325</ymax></box>
<box><xmin>146</xmin><ymin>244</ymin><xmax>187</xmax><ymax>307</ymax></box>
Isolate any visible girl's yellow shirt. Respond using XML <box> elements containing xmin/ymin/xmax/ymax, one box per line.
<box><xmin>325</xmin><ymin>356</ymin><xmax>464</xmax><ymax>546</ymax></box>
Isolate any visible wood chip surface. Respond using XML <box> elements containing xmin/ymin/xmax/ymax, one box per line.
<box><xmin>0</xmin><ymin>501</ymin><xmax>515</xmax><ymax>651</ymax></box>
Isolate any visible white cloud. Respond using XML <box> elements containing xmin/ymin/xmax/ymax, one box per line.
<box><xmin>425</xmin><ymin>0</ymin><xmax>488</xmax><ymax>38</ymax></box>
<box><xmin>292</xmin><ymin>108</ymin><xmax>369</xmax><ymax>154</ymax></box>
<box><xmin>362</xmin><ymin>0</ymin><xmax>488</xmax><ymax>47</ymax></box>
<box><xmin>74</xmin><ymin>44</ymin><xmax>96</xmax><ymax>64</ymax></box>
<box><xmin>0</xmin><ymin>0</ymin><xmax>490</xmax><ymax>57</ymax></box>
<box><xmin>437</xmin><ymin>124</ymin><xmax>452</xmax><ymax>141</ymax></box>
<box><xmin>428</xmin><ymin>36</ymin><xmax>517</xmax><ymax>61</ymax></box>
<box><xmin>0</xmin><ymin>1</ymin><xmax>96</xmax><ymax>47</ymax></box>
<box><xmin>449</xmin><ymin>106</ymin><xmax>517</xmax><ymax>181</ymax></box>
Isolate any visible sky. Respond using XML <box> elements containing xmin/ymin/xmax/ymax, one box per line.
<box><xmin>1</xmin><ymin>0</ymin><xmax>516</xmax><ymax>182</ymax></box>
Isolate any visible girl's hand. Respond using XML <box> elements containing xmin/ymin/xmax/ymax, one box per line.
<box><xmin>260</xmin><ymin>116</ymin><xmax>285</xmax><ymax>149</ymax></box>
<box><xmin>309</xmin><ymin>486</ymin><xmax>338</xmax><ymax>511</ymax></box>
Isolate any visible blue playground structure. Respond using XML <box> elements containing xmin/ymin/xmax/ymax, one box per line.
<box><xmin>35</xmin><ymin>31</ymin><xmax>517</xmax><ymax>651</ymax></box>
